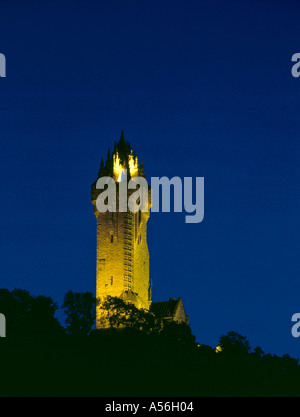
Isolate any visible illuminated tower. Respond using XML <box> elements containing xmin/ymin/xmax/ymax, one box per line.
<box><xmin>91</xmin><ymin>131</ymin><xmax>151</xmax><ymax>327</ymax></box>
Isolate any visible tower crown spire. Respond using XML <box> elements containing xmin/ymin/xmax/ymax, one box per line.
<box><xmin>98</xmin><ymin>131</ymin><xmax>140</xmax><ymax>181</ymax></box>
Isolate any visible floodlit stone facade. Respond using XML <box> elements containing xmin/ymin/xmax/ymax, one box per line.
<box><xmin>91</xmin><ymin>132</ymin><xmax>151</xmax><ymax>327</ymax></box>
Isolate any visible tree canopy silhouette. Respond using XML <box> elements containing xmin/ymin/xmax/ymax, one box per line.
<box><xmin>219</xmin><ymin>330</ymin><xmax>251</xmax><ymax>356</ymax></box>
<box><xmin>98</xmin><ymin>295</ymin><xmax>161</xmax><ymax>333</ymax></box>
<box><xmin>62</xmin><ymin>290</ymin><xmax>96</xmax><ymax>336</ymax></box>
<box><xmin>0</xmin><ymin>288</ymin><xmax>62</xmax><ymax>337</ymax></box>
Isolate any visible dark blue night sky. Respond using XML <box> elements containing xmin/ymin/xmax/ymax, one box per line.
<box><xmin>1</xmin><ymin>0</ymin><xmax>300</xmax><ymax>357</ymax></box>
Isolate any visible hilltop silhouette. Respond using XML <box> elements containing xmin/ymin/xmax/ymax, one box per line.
<box><xmin>0</xmin><ymin>288</ymin><xmax>299</xmax><ymax>396</ymax></box>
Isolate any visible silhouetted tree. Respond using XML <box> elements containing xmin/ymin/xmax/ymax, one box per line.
<box><xmin>0</xmin><ymin>288</ymin><xmax>62</xmax><ymax>337</ymax></box>
<box><xmin>251</xmin><ymin>346</ymin><xmax>264</xmax><ymax>360</ymax></box>
<box><xmin>98</xmin><ymin>296</ymin><xmax>161</xmax><ymax>333</ymax></box>
<box><xmin>62</xmin><ymin>290</ymin><xmax>96</xmax><ymax>336</ymax></box>
<box><xmin>219</xmin><ymin>331</ymin><xmax>251</xmax><ymax>356</ymax></box>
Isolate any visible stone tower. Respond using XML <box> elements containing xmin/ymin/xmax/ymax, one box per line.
<box><xmin>91</xmin><ymin>131</ymin><xmax>151</xmax><ymax>327</ymax></box>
